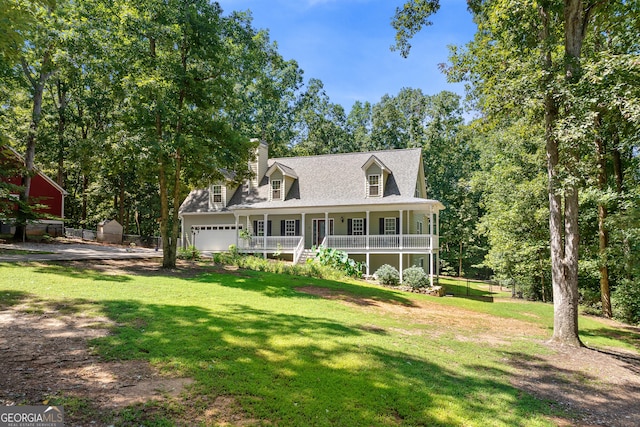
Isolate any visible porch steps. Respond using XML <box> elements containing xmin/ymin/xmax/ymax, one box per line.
<box><xmin>296</xmin><ymin>249</ymin><xmax>315</xmax><ymax>265</ymax></box>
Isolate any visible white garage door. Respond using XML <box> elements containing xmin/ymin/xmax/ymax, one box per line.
<box><xmin>191</xmin><ymin>224</ymin><xmax>242</xmax><ymax>252</ymax></box>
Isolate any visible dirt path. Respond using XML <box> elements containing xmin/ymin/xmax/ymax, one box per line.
<box><xmin>0</xmin><ymin>308</ymin><xmax>193</xmax><ymax>425</ymax></box>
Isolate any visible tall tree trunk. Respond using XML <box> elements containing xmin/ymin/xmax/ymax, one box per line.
<box><xmin>458</xmin><ymin>240</ymin><xmax>463</xmax><ymax>277</ymax></box>
<box><xmin>611</xmin><ymin>133</ymin><xmax>623</xmax><ymax>194</ymax></box>
<box><xmin>543</xmin><ymin>2</ymin><xmax>585</xmax><ymax>346</ymax></box>
<box><xmin>81</xmin><ymin>174</ymin><xmax>88</xmax><ymax>225</ymax></box>
<box><xmin>118</xmin><ymin>176</ymin><xmax>125</xmax><ymax>226</ymax></box>
<box><xmin>56</xmin><ymin>79</ymin><xmax>68</xmax><ymax>188</ymax></box>
<box><xmin>15</xmin><ymin>52</ymin><xmax>54</xmax><ymax>241</ymax></box>
<box><xmin>595</xmin><ymin>115</ymin><xmax>611</xmax><ymax>317</ymax></box>
<box><xmin>159</xmin><ymin>156</ymin><xmax>175</xmax><ymax>268</ymax></box>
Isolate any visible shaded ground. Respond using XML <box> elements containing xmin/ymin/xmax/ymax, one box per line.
<box><xmin>1</xmin><ymin>259</ymin><xmax>639</xmax><ymax>426</ymax></box>
<box><xmin>297</xmin><ymin>285</ymin><xmax>640</xmax><ymax>427</ymax></box>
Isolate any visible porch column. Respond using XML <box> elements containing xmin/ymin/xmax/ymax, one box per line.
<box><xmin>301</xmin><ymin>212</ymin><xmax>306</xmax><ymax>247</ymax></box>
<box><xmin>399</xmin><ymin>253</ymin><xmax>403</xmax><ymax>283</ymax></box>
<box><xmin>263</xmin><ymin>213</ymin><xmax>268</xmax><ymax>258</ymax></box>
<box><xmin>234</xmin><ymin>215</ymin><xmax>239</xmax><ymax>248</ymax></box>
<box><xmin>324</xmin><ymin>211</ymin><xmax>329</xmax><ymax>246</ymax></box>
<box><xmin>366</xmin><ymin>253</ymin><xmax>370</xmax><ymax>276</ymax></box>
<box><xmin>429</xmin><ymin>208</ymin><xmax>435</xmax><ymax>287</ymax></box>
<box><xmin>436</xmin><ymin>209</ymin><xmax>440</xmax><ymax>283</ymax></box>
<box><xmin>179</xmin><ymin>216</ymin><xmax>184</xmax><ymax>249</ymax></box>
<box><xmin>399</xmin><ymin>209</ymin><xmax>403</xmax><ymax>250</ymax></box>
<box><xmin>366</xmin><ymin>211</ymin><xmax>370</xmax><ymax>249</ymax></box>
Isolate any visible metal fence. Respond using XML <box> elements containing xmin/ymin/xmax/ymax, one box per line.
<box><xmin>64</xmin><ymin>228</ymin><xmax>161</xmax><ymax>248</ymax></box>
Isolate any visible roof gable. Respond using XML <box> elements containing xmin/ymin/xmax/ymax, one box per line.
<box><xmin>361</xmin><ymin>155</ymin><xmax>391</xmax><ymax>174</ymax></box>
<box><xmin>265</xmin><ymin>162</ymin><xmax>298</xmax><ymax>179</ymax></box>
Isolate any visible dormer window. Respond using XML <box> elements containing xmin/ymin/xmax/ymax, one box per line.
<box><xmin>212</xmin><ymin>185</ymin><xmax>223</xmax><ymax>203</ymax></box>
<box><xmin>271</xmin><ymin>179</ymin><xmax>282</xmax><ymax>201</ymax></box>
<box><xmin>367</xmin><ymin>174</ymin><xmax>380</xmax><ymax>197</ymax></box>
<box><xmin>209</xmin><ymin>184</ymin><xmax>226</xmax><ymax>209</ymax></box>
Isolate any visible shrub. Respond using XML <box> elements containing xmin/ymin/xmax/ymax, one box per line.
<box><xmin>403</xmin><ymin>266</ymin><xmax>429</xmax><ymax>289</ymax></box>
<box><xmin>612</xmin><ymin>279</ymin><xmax>640</xmax><ymax>325</ymax></box>
<box><xmin>313</xmin><ymin>245</ymin><xmax>365</xmax><ymax>278</ymax></box>
<box><xmin>375</xmin><ymin>264</ymin><xmax>399</xmax><ymax>286</ymax></box>
<box><xmin>228</xmin><ymin>244</ymin><xmax>238</xmax><ymax>257</ymax></box>
<box><xmin>177</xmin><ymin>245</ymin><xmax>201</xmax><ymax>261</ymax></box>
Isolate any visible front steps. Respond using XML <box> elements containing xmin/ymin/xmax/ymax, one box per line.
<box><xmin>296</xmin><ymin>249</ymin><xmax>315</xmax><ymax>265</ymax></box>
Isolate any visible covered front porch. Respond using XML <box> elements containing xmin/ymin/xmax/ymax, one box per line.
<box><xmin>233</xmin><ymin>204</ymin><xmax>440</xmax><ymax>283</ymax></box>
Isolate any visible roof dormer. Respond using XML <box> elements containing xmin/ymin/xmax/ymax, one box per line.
<box><xmin>362</xmin><ymin>155</ymin><xmax>391</xmax><ymax>198</ymax></box>
<box><xmin>266</xmin><ymin>162</ymin><xmax>298</xmax><ymax>201</ymax></box>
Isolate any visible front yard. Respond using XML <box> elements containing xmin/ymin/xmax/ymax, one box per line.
<box><xmin>0</xmin><ymin>259</ymin><xmax>638</xmax><ymax>426</ymax></box>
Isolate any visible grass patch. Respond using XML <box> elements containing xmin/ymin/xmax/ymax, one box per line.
<box><xmin>0</xmin><ymin>262</ymin><xmax>637</xmax><ymax>426</ymax></box>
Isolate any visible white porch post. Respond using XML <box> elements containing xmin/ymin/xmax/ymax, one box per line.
<box><xmin>366</xmin><ymin>253</ymin><xmax>370</xmax><ymax>276</ymax></box>
<box><xmin>324</xmin><ymin>211</ymin><xmax>329</xmax><ymax>245</ymax></box>
<box><xmin>366</xmin><ymin>211</ymin><xmax>370</xmax><ymax>250</ymax></box>
<box><xmin>399</xmin><ymin>253</ymin><xmax>404</xmax><ymax>283</ymax></box>
<box><xmin>234</xmin><ymin>215</ymin><xmax>239</xmax><ymax>248</ymax></box>
<box><xmin>399</xmin><ymin>209</ymin><xmax>403</xmax><ymax>250</ymax></box>
<box><xmin>301</xmin><ymin>212</ymin><xmax>306</xmax><ymax>247</ymax></box>
<box><xmin>429</xmin><ymin>208</ymin><xmax>435</xmax><ymax>287</ymax></box>
<box><xmin>436</xmin><ymin>209</ymin><xmax>440</xmax><ymax>283</ymax></box>
<box><xmin>263</xmin><ymin>213</ymin><xmax>268</xmax><ymax>258</ymax></box>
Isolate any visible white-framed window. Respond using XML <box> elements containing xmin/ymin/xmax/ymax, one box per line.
<box><xmin>367</xmin><ymin>174</ymin><xmax>380</xmax><ymax>197</ymax></box>
<box><xmin>211</xmin><ymin>185</ymin><xmax>223</xmax><ymax>203</ymax></box>
<box><xmin>384</xmin><ymin>217</ymin><xmax>396</xmax><ymax>235</ymax></box>
<box><xmin>271</xmin><ymin>179</ymin><xmax>282</xmax><ymax>201</ymax></box>
<box><xmin>284</xmin><ymin>219</ymin><xmax>296</xmax><ymax>236</ymax></box>
<box><xmin>255</xmin><ymin>220</ymin><xmax>265</xmax><ymax>236</ymax></box>
<box><xmin>352</xmin><ymin>218</ymin><xmax>365</xmax><ymax>235</ymax></box>
<box><xmin>417</xmin><ymin>220</ymin><xmax>423</xmax><ymax>235</ymax></box>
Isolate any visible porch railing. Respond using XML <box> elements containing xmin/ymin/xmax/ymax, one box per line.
<box><xmin>238</xmin><ymin>236</ymin><xmax>302</xmax><ymax>251</ymax></box>
<box><xmin>325</xmin><ymin>234</ymin><xmax>432</xmax><ymax>250</ymax></box>
<box><xmin>292</xmin><ymin>236</ymin><xmax>306</xmax><ymax>264</ymax></box>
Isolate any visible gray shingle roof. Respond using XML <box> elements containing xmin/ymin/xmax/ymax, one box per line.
<box><xmin>180</xmin><ymin>148</ymin><xmax>439</xmax><ymax>213</ymax></box>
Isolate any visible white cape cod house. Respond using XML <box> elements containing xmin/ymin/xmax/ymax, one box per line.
<box><xmin>179</xmin><ymin>142</ymin><xmax>444</xmax><ymax>283</ymax></box>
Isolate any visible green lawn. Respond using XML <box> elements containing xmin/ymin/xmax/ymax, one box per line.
<box><xmin>0</xmin><ymin>262</ymin><xmax>636</xmax><ymax>426</ymax></box>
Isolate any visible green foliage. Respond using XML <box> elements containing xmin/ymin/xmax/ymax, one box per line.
<box><xmin>177</xmin><ymin>245</ymin><xmax>201</xmax><ymax>261</ymax></box>
<box><xmin>612</xmin><ymin>280</ymin><xmax>640</xmax><ymax>325</ymax></box>
<box><xmin>403</xmin><ymin>266</ymin><xmax>429</xmax><ymax>289</ymax></box>
<box><xmin>375</xmin><ymin>264</ymin><xmax>400</xmax><ymax>286</ymax></box>
<box><xmin>228</xmin><ymin>244</ymin><xmax>238</xmax><ymax>256</ymax></box>
<box><xmin>313</xmin><ymin>245</ymin><xmax>365</xmax><ymax>278</ymax></box>
<box><xmin>212</xmin><ymin>251</ymin><xmax>344</xmax><ymax>281</ymax></box>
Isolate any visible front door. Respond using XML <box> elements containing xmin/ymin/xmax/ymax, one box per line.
<box><xmin>312</xmin><ymin>219</ymin><xmax>334</xmax><ymax>246</ymax></box>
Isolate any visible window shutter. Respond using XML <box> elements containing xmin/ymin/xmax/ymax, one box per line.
<box><xmin>396</xmin><ymin>218</ymin><xmax>400</xmax><ymax>234</ymax></box>
<box><xmin>280</xmin><ymin>220</ymin><xmax>285</xmax><ymax>236</ymax></box>
<box><xmin>364</xmin><ymin>219</ymin><xmax>367</xmax><ymax>235</ymax></box>
<box><xmin>379</xmin><ymin>218</ymin><xmax>384</xmax><ymax>234</ymax></box>
<box><xmin>347</xmin><ymin>219</ymin><xmax>353</xmax><ymax>235</ymax></box>
<box><xmin>253</xmin><ymin>221</ymin><xmax>257</xmax><ymax>235</ymax></box>
<box><xmin>267</xmin><ymin>220</ymin><xmax>272</xmax><ymax>236</ymax></box>
<box><xmin>295</xmin><ymin>220</ymin><xmax>300</xmax><ymax>235</ymax></box>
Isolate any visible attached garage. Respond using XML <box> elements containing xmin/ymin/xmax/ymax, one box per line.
<box><xmin>190</xmin><ymin>224</ymin><xmax>242</xmax><ymax>252</ymax></box>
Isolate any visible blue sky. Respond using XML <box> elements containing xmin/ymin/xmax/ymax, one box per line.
<box><xmin>217</xmin><ymin>0</ymin><xmax>477</xmax><ymax>113</ymax></box>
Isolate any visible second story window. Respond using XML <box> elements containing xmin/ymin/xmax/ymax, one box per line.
<box><xmin>271</xmin><ymin>179</ymin><xmax>282</xmax><ymax>201</ymax></box>
<box><xmin>368</xmin><ymin>174</ymin><xmax>380</xmax><ymax>197</ymax></box>
<box><xmin>212</xmin><ymin>185</ymin><xmax>223</xmax><ymax>203</ymax></box>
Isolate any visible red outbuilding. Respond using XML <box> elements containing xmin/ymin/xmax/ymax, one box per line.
<box><xmin>0</xmin><ymin>146</ymin><xmax>67</xmax><ymax>236</ymax></box>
